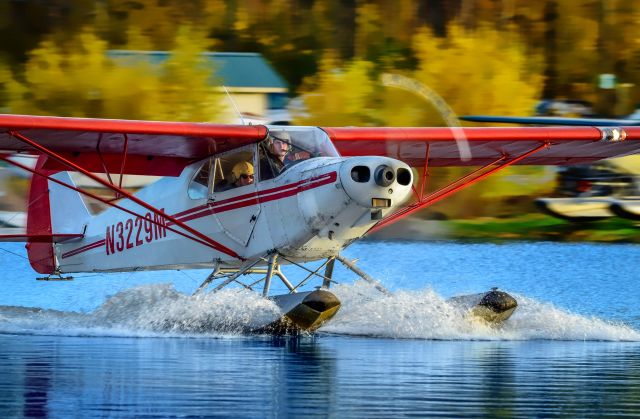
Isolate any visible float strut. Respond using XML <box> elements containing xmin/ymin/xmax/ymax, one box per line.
<box><xmin>209</xmin><ymin>258</ymin><xmax>264</xmax><ymax>293</ymax></box>
<box><xmin>274</xmin><ymin>268</ymin><xmax>296</xmax><ymax>292</ymax></box>
<box><xmin>335</xmin><ymin>255</ymin><xmax>389</xmax><ymax>295</ymax></box>
<box><xmin>323</xmin><ymin>258</ymin><xmax>335</xmax><ymax>289</ymax></box>
<box><xmin>263</xmin><ymin>253</ymin><xmax>278</xmax><ymax>297</ymax></box>
<box><xmin>193</xmin><ymin>262</ymin><xmax>221</xmax><ymax>295</ymax></box>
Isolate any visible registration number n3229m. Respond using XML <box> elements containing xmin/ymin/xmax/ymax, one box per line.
<box><xmin>105</xmin><ymin>211</ymin><xmax>167</xmax><ymax>255</ymax></box>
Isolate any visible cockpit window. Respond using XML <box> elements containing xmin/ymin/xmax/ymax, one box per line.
<box><xmin>213</xmin><ymin>148</ymin><xmax>255</xmax><ymax>193</ymax></box>
<box><xmin>188</xmin><ymin>159</ymin><xmax>212</xmax><ymax>200</ymax></box>
<box><xmin>259</xmin><ymin>126</ymin><xmax>340</xmax><ymax>181</ymax></box>
<box><xmin>188</xmin><ymin>145</ymin><xmax>257</xmax><ymax>199</ymax></box>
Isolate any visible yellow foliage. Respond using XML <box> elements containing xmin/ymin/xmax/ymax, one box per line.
<box><xmin>296</xmin><ymin>23</ymin><xmax>548</xmax><ymax>215</ymax></box>
<box><xmin>297</xmin><ymin>23</ymin><xmax>543</xmax><ymax>129</ymax></box>
<box><xmin>411</xmin><ymin>24</ymin><xmax>543</xmax><ymax>122</ymax></box>
<box><xmin>10</xmin><ymin>32</ymin><xmax>161</xmax><ymax>119</ymax></box>
<box><xmin>296</xmin><ymin>52</ymin><xmax>377</xmax><ymax>126</ymax></box>
<box><xmin>125</xmin><ymin>26</ymin><xmax>154</xmax><ymax>51</ymax></box>
<box><xmin>112</xmin><ymin>0</ymin><xmax>176</xmax><ymax>50</ymax></box>
<box><xmin>234</xmin><ymin>6</ymin><xmax>250</xmax><ymax>34</ymax></box>
<box><xmin>2</xmin><ymin>28</ymin><xmax>221</xmax><ymax>122</ymax></box>
<box><xmin>157</xmin><ymin>27</ymin><xmax>224</xmax><ymax>122</ymax></box>
<box><xmin>407</xmin><ymin>25</ymin><xmax>547</xmax><ymax>205</ymax></box>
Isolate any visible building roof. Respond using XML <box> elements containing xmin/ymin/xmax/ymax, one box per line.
<box><xmin>107</xmin><ymin>50</ymin><xmax>288</xmax><ymax>91</ymax></box>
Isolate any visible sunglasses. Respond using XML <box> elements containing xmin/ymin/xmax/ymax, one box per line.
<box><xmin>240</xmin><ymin>174</ymin><xmax>254</xmax><ymax>180</ymax></box>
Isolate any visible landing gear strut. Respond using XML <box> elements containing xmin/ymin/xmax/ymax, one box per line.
<box><xmin>36</xmin><ymin>266</ymin><xmax>73</xmax><ymax>281</ymax></box>
<box><xmin>194</xmin><ymin>251</ymin><xmax>518</xmax><ymax>333</ymax></box>
<box><xmin>194</xmin><ymin>252</ymin><xmax>341</xmax><ymax>333</ymax></box>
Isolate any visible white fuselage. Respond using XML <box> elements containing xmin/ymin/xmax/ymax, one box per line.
<box><xmin>55</xmin><ymin>155</ymin><xmax>413</xmax><ymax>273</ymax></box>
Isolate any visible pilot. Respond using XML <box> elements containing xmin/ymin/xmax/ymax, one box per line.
<box><xmin>260</xmin><ymin>132</ymin><xmax>291</xmax><ymax>180</ymax></box>
<box><xmin>217</xmin><ymin>161</ymin><xmax>254</xmax><ymax>191</ymax></box>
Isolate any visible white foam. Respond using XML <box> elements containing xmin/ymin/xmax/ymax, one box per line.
<box><xmin>0</xmin><ymin>282</ymin><xmax>638</xmax><ymax>341</ymax></box>
<box><xmin>498</xmin><ymin>295</ymin><xmax>640</xmax><ymax>341</ymax></box>
<box><xmin>0</xmin><ymin>284</ymin><xmax>281</xmax><ymax>338</ymax></box>
<box><xmin>320</xmin><ymin>281</ymin><xmax>640</xmax><ymax>341</ymax></box>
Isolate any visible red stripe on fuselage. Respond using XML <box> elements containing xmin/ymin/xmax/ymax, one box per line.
<box><xmin>170</xmin><ymin>172</ymin><xmax>337</xmax><ymax>221</ymax></box>
<box><xmin>171</xmin><ymin>172</ymin><xmax>337</xmax><ymax>225</ymax></box>
<box><xmin>61</xmin><ymin>239</ymin><xmax>105</xmax><ymax>259</ymax></box>
<box><xmin>61</xmin><ymin>171</ymin><xmax>337</xmax><ymax>259</ymax></box>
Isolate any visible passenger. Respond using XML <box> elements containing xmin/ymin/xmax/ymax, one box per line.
<box><xmin>216</xmin><ymin>161</ymin><xmax>254</xmax><ymax>191</ymax></box>
<box><xmin>232</xmin><ymin>161</ymin><xmax>255</xmax><ymax>187</ymax></box>
<box><xmin>260</xmin><ymin>132</ymin><xmax>291</xmax><ymax>180</ymax></box>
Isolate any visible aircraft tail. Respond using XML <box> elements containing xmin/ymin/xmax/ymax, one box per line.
<box><xmin>25</xmin><ymin>156</ymin><xmax>90</xmax><ymax>274</ymax></box>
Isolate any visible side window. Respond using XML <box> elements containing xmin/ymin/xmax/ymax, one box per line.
<box><xmin>188</xmin><ymin>159</ymin><xmax>212</xmax><ymax>200</ymax></box>
<box><xmin>213</xmin><ymin>147</ymin><xmax>256</xmax><ymax>193</ymax></box>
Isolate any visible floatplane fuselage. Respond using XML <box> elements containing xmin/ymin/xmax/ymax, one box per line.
<box><xmin>55</xmin><ymin>128</ymin><xmax>414</xmax><ymax>273</ymax></box>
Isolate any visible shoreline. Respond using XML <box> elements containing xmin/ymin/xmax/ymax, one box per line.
<box><xmin>366</xmin><ymin>214</ymin><xmax>640</xmax><ymax>243</ymax></box>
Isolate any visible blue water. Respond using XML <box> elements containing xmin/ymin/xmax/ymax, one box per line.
<box><xmin>1</xmin><ymin>241</ymin><xmax>640</xmax><ymax>417</ymax></box>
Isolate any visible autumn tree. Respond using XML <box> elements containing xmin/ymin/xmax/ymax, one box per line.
<box><xmin>298</xmin><ymin>24</ymin><xmax>542</xmax><ymax>127</ymax></box>
<box><xmin>295</xmin><ymin>52</ymin><xmax>377</xmax><ymax>126</ymax></box>
<box><xmin>4</xmin><ymin>31</ymin><xmax>161</xmax><ymax>119</ymax></box>
<box><xmin>155</xmin><ymin>26</ymin><xmax>225</xmax><ymax>122</ymax></box>
<box><xmin>2</xmin><ymin>27</ymin><xmax>222</xmax><ymax>122</ymax></box>
<box><xmin>406</xmin><ymin>25</ymin><xmax>548</xmax><ymax>217</ymax></box>
<box><xmin>296</xmin><ymin>23</ymin><xmax>550</xmax><ymax>217</ymax></box>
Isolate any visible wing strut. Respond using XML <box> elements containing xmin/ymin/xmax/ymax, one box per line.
<box><xmin>95</xmin><ymin>132</ymin><xmax>129</xmax><ymax>201</ymax></box>
<box><xmin>417</xmin><ymin>143</ymin><xmax>431</xmax><ymax>200</ymax></box>
<box><xmin>118</xmin><ymin>133</ymin><xmax>129</xmax><ymax>193</ymax></box>
<box><xmin>371</xmin><ymin>142</ymin><xmax>550</xmax><ymax>232</ymax></box>
<box><xmin>95</xmin><ymin>133</ymin><xmax>115</xmax><ymax>187</ymax></box>
<box><xmin>8</xmin><ymin>130</ymin><xmax>243</xmax><ymax>260</ymax></box>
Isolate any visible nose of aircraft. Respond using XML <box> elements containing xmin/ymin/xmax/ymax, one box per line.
<box><xmin>339</xmin><ymin>157</ymin><xmax>413</xmax><ymax>210</ymax></box>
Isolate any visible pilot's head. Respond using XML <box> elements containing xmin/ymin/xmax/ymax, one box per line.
<box><xmin>269</xmin><ymin>131</ymin><xmax>290</xmax><ymax>162</ymax></box>
<box><xmin>231</xmin><ymin>161</ymin><xmax>254</xmax><ymax>186</ymax></box>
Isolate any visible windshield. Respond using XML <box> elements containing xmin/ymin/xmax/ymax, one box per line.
<box><xmin>258</xmin><ymin>126</ymin><xmax>340</xmax><ymax>181</ymax></box>
<box><xmin>266</xmin><ymin>126</ymin><xmax>340</xmax><ymax>159</ymax></box>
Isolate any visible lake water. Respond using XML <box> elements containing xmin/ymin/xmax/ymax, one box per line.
<box><xmin>1</xmin><ymin>241</ymin><xmax>640</xmax><ymax>417</ymax></box>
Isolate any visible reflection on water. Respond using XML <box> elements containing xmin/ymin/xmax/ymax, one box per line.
<box><xmin>1</xmin><ymin>335</ymin><xmax>640</xmax><ymax>417</ymax></box>
<box><xmin>23</xmin><ymin>358</ymin><xmax>51</xmax><ymax>418</ymax></box>
<box><xmin>0</xmin><ymin>335</ymin><xmax>339</xmax><ymax>417</ymax></box>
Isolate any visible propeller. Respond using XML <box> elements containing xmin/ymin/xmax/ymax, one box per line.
<box><xmin>381</xmin><ymin>73</ymin><xmax>471</xmax><ymax>162</ymax></box>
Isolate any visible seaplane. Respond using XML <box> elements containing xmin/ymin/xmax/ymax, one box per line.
<box><xmin>0</xmin><ymin>114</ymin><xmax>639</xmax><ymax>333</ymax></box>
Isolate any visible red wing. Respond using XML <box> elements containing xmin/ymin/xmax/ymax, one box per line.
<box><xmin>325</xmin><ymin>126</ymin><xmax>640</xmax><ymax>166</ymax></box>
<box><xmin>0</xmin><ymin>114</ymin><xmax>268</xmax><ymax>175</ymax></box>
